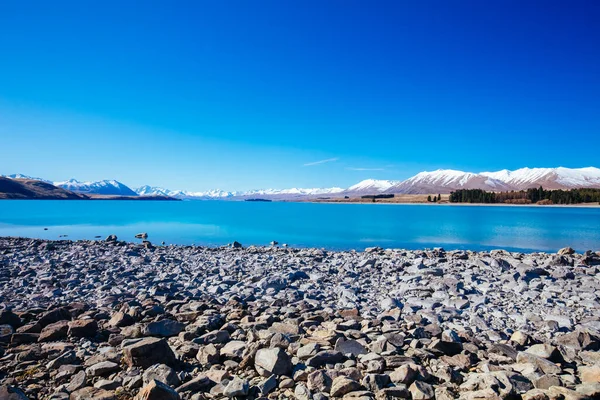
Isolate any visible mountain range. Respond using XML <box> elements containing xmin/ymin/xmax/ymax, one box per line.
<box><xmin>3</xmin><ymin>167</ymin><xmax>600</xmax><ymax>199</ymax></box>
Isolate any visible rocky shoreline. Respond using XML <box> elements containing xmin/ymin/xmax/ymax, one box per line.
<box><xmin>0</xmin><ymin>237</ymin><xmax>599</xmax><ymax>399</ymax></box>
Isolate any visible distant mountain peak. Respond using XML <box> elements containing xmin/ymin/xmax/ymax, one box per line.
<box><xmin>5</xmin><ymin>166</ymin><xmax>600</xmax><ymax>200</ymax></box>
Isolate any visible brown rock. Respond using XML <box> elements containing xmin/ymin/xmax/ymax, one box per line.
<box><xmin>68</xmin><ymin>319</ymin><xmax>98</xmax><ymax>338</ymax></box>
<box><xmin>123</xmin><ymin>338</ymin><xmax>177</xmax><ymax>368</ymax></box>
<box><xmin>38</xmin><ymin>320</ymin><xmax>69</xmax><ymax>342</ymax></box>
<box><xmin>136</xmin><ymin>379</ymin><xmax>179</xmax><ymax>400</ymax></box>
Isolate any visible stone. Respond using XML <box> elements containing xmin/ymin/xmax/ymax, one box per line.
<box><xmin>526</xmin><ymin>343</ymin><xmax>560</xmax><ymax>361</ymax></box>
<box><xmin>136</xmin><ymin>379</ymin><xmax>179</xmax><ymax>400</ymax></box>
<box><xmin>0</xmin><ymin>311</ymin><xmax>21</xmax><ymax>328</ymax></box>
<box><xmin>38</xmin><ymin>307</ymin><xmax>71</xmax><ymax>328</ymax></box>
<box><xmin>295</xmin><ymin>384</ymin><xmax>312</xmax><ymax>400</ymax></box>
<box><xmin>66</xmin><ymin>370</ymin><xmax>87</xmax><ymax>392</ymax></box>
<box><xmin>68</xmin><ymin>319</ymin><xmax>98</xmax><ymax>338</ymax></box>
<box><xmin>196</xmin><ymin>344</ymin><xmax>220</xmax><ymax>364</ymax></box>
<box><xmin>70</xmin><ymin>387</ymin><xmax>115</xmax><ymax>400</ymax></box>
<box><xmin>0</xmin><ymin>386</ymin><xmax>29</xmax><ymax>400</ymax></box>
<box><xmin>142</xmin><ymin>319</ymin><xmax>184</xmax><ymax>337</ymax></box>
<box><xmin>389</xmin><ymin>364</ymin><xmax>418</xmax><ymax>385</ymax></box>
<box><xmin>580</xmin><ymin>365</ymin><xmax>600</xmax><ymax>383</ymax></box>
<box><xmin>143</xmin><ymin>364</ymin><xmax>180</xmax><ymax>387</ymax></box>
<box><xmin>409</xmin><ymin>381</ymin><xmax>435</xmax><ymax>400</ymax></box>
<box><xmin>109</xmin><ymin>312</ymin><xmax>134</xmax><ymax>328</ymax></box>
<box><xmin>223</xmin><ymin>376</ymin><xmax>249</xmax><ymax>397</ymax></box>
<box><xmin>221</xmin><ymin>340</ymin><xmax>246</xmax><ymax>359</ymax></box>
<box><xmin>175</xmin><ymin>375</ymin><xmax>212</xmax><ymax>393</ymax></box>
<box><xmin>307</xmin><ymin>350</ymin><xmax>345</xmax><ymax>368</ymax></box>
<box><xmin>123</xmin><ymin>337</ymin><xmax>177</xmax><ymax>368</ymax></box>
<box><xmin>38</xmin><ymin>320</ymin><xmax>69</xmax><ymax>342</ymax></box>
<box><xmin>516</xmin><ymin>352</ymin><xmax>562</xmax><ymax>375</ymax></box>
<box><xmin>331</xmin><ymin>376</ymin><xmax>362</xmax><ymax>397</ymax></box>
<box><xmin>375</xmin><ymin>387</ymin><xmax>410</xmax><ymax>399</ymax></box>
<box><xmin>85</xmin><ymin>361</ymin><xmax>120</xmax><ymax>377</ymax></box>
<box><xmin>558</xmin><ymin>247</ymin><xmax>575</xmax><ymax>256</ymax></box>
<box><xmin>254</xmin><ymin>347</ymin><xmax>292</xmax><ymax>377</ymax></box>
<box><xmin>335</xmin><ymin>338</ymin><xmax>367</xmax><ymax>356</ymax></box>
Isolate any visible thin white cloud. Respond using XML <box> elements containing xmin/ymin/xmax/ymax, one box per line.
<box><xmin>303</xmin><ymin>157</ymin><xmax>339</xmax><ymax>167</ymax></box>
<box><xmin>346</xmin><ymin>167</ymin><xmax>385</xmax><ymax>171</ymax></box>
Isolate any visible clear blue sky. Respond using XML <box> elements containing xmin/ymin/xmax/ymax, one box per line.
<box><xmin>1</xmin><ymin>0</ymin><xmax>599</xmax><ymax>191</ymax></box>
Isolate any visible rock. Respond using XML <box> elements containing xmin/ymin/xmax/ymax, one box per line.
<box><xmin>362</xmin><ymin>374</ymin><xmax>391</xmax><ymax>392</ymax></box>
<box><xmin>143</xmin><ymin>364</ymin><xmax>180</xmax><ymax>387</ymax></box>
<box><xmin>221</xmin><ymin>340</ymin><xmax>246</xmax><ymax>359</ymax></box>
<box><xmin>522</xmin><ymin>389</ymin><xmax>550</xmax><ymax>400</ymax></box>
<box><xmin>389</xmin><ymin>364</ymin><xmax>418</xmax><ymax>385</ymax></box>
<box><xmin>526</xmin><ymin>343</ymin><xmax>560</xmax><ymax>361</ymax></box>
<box><xmin>516</xmin><ymin>352</ymin><xmax>562</xmax><ymax>375</ymax></box>
<box><xmin>580</xmin><ymin>365</ymin><xmax>600</xmax><ymax>383</ymax></box>
<box><xmin>70</xmin><ymin>387</ymin><xmax>115</xmax><ymax>400</ymax></box>
<box><xmin>223</xmin><ymin>376</ymin><xmax>249</xmax><ymax>397</ymax></box>
<box><xmin>376</xmin><ymin>387</ymin><xmax>410</xmax><ymax>400</ymax></box>
<box><xmin>85</xmin><ymin>361</ymin><xmax>120</xmax><ymax>377</ymax></box>
<box><xmin>175</xmin><ymin>375</ymin><xmax>212</xmax><ymax>393</ymax></box>
<box><xmin>105</xmin><ymin>234</ymin><xmax>118</xmax><ymax>242</ymax></box>
<box><xmin>409</xmin><ymin>381</ymin><xmax>435</xmax><ymax>400</ymax></box>
<box><xmin>196</xmin><ymin>344</ymin><xmax>220</xmax><ymax>364</ymax></box>
<box><xmin>257</xmin><ymin>375</ymin><xmax>278</xmax><ymax>396</ymax></box>
<box><xmin>136</xmin><ymin>379</ymin><xmax>179</xmax><ymax>400</ymax></box>
<box><xmin>38</xmin><ymin>320</ymin><xmax>69</xmax><ymax>342</ymax></box>
<box><xmin>108</xmin><ymin>312</ymin><xmax>134</xmax><ymax>328</ymax></box>
<box><xmin>335</xmin><ymin>338</ymin><xmax>367</xmax><ymax>356</ymax></box>
<box><xmin>0</xmin><ymin>311</ymin><xmax>21</xmax><ymax>328</ymax></box>
<box><xmin>558</xmin><ymin>247</ymin><xmax>575</xmax><ymax>255</ymax></box>
<box><xmin>142</xmin><ymin>319</ymin><xmax>184</xmax><ymax>337</ymax></box>
<box><xmin>123</xmin><ymin>337</ymin><xmax>177</xmax><ymax>368</ymax></box>
<box><xmin>0</xmin><ymin>386</ymin><xmax>29</xmax><ymax>400</ymax></box>
<box><xmin>68</xmin><ymin>319</ymin><xmax>98</xmax><ymax>338</ymax></box>
<box><xmin>66</xmin><ymin>371</ymin><xmax>87</xmax><ymax>392</ymax></box>
<box><xmin>135</xmin><ymin>233</ymin><xmax>148</xmax><ymax>239</ymax></box>
<box><xmin>331</xmin><ymin>376</ymin><xmax>362</xmax><ymax>397</ymax></box>
<box><xmin>307</xmin><ymin>350</ymin><xmax>345</xmax><ymax>368</ymax></box>
<box><xmin>38</xmin><ymin>307</ymin><xmax>71</xmax><ymax>328</ymax></box>
<box><xmin>254</xmin><ymin>347</ymin><xmax>292</xmax><ymax>377</ymax></box>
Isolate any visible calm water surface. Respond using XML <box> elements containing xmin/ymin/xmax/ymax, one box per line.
<box><xmin>0</xmin><ymin>200</ymin><xmax>599</xmax><ymax>252</ymax></box>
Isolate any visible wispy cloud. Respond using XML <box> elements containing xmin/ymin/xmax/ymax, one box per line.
<box><xmin>303</xmin><ymin>157</ymin><xmax>339</xmax><ymax>167</ymax></box>
<box><xmin>346</xmin><ymin>167</ymin><xmax>385</xmax><ymax>171</ymax></box>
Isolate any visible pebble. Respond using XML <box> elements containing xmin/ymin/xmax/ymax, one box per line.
<box><xmin>0</xmin><ymin>237</ymin><xmax>598</xmax><ymax>399</ymax></box>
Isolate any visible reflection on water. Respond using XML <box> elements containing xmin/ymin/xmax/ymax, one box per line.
<box><xmin>0</xmin><ymin>200</ymin><xmax>599</xmax><ymax>252</ymax></box>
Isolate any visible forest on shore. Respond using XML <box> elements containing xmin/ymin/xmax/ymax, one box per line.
<box><xmin>449</xmin><ymin>187</ymin><xmax>600</xmax><ymax>205</ymax></box>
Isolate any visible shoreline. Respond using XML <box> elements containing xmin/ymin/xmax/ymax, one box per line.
<box><xmin>0</xmin><ymin>237</ymin><xmax>599</xmax><ymax>398</ymax></box>
<box><xmin>299</xmin><ymin>199</ymin><xmax>600</xmax><ymax>208</ymax></box>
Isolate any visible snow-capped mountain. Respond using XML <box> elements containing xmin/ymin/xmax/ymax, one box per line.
<box><xmin>134</xmin><ymin>185</ymin><xmax>173</xmax><ymax>197</ymax></box>
<box><xmin>6</xmin><ymin>166</ymin><xmax>600</xmax><ymax>200</ymax></box>
<box><xmin>385</xmin><ymin>169</ymin><xmax>512</xmax><ymax>194</ymax></box>
<box><xmin>135</xmin><ymin>186</ymin><xmax>343</xmax><ymax>199</ymax></box>
<box><xmin>243</xmin><ymin>187</ymin><xmax>345</xmax><ymax>196</ymax></box>
<box><xmin>1</xmin><ymin>174</ymin><xmax>51</xmax><ymax>183</ymax></box>
<box><xmin>346</xmin><ymin>179</ymin><xmax>399</xmax><ymax>194</ymax></box>
<box><xmin>54</xmin><ymin>179</ymin><xmax>137</xmax><ymax>196</ymax></box>
<box><xmin>481</xmin><ymin>167</ymin><xmax>600</xmax><ymax>190</ymax></box>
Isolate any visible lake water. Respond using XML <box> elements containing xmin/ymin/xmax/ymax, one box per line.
<box><xmin>0</xmin><ymin>200</ymin><xmax>599</xmax><ymax>252</ymax></box>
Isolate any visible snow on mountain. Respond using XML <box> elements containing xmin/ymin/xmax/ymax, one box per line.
<box><xmin>346</xmin><ymin>179</ymin><xmax>399</xmax><ymax>193</ymax></box>
<box><xmin>481</xmin><ymin>167</ymin><xmax>600</xmax><ymax>190</ymax></box>
<box><xmin>55</xmin><ymin>179</ymin><xmax>137</xmax><ymax>196</ymax></box>
<box><xmin>135</xmin><ymin>185</ymin><xmax>173</xmax><ymax>197</ymax></box>
<box><xmin>386</xmin><ymin>169</ymin><xmax>512</xmax><ymax>194</ymax></box>
<box><xmin>135</xmin><ymin>186</ymin><xmax>239</xmax><ymax>199</ymax></box>
<box><xmin>2</xmin><ymin>174</ymin><xmax>51</xmax><ymax>183</ymax></box>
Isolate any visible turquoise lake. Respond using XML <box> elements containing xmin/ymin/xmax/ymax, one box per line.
<box><xmin>0</xmin><ymin>200</ymin><xmax>599</xmax><ymax>252</ymax></box>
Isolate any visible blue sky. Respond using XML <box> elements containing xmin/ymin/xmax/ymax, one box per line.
<box><xmin>1</xmin><ymin>0</ymin><xmax>599</xmax><ymax>191</ymax></box>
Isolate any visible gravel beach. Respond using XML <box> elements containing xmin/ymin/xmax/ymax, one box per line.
<box><xmin>0</xmin><ymin>236</ymin><xmax>599</xmax><ymax>399</ymax></box>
